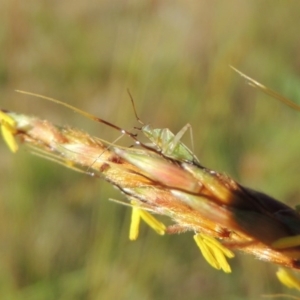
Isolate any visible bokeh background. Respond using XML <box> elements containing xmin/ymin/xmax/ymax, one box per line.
<box><xmin>1</xmin><ymin>1</ymin><xmax>300</xmax><ymax>299</ymax></box>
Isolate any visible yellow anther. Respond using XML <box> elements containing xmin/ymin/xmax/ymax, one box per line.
<box><xmin>272</xmin><ymin>235</ymin><xmax>300</xmax><ymax>249</ymax></box>
<box><xmin>200</xmin><ymin>234</ymin><xmax>235</xmax><ymax>259</ymax></box>
<box><xmin>194</xmin><ymin>233</ymin><xmax>234</xmax><ymax>273</ymax></box>
<box><xmin>139</xmin><ymin>210</ymin><xmax>166</xmax><ymax>236</ymax></box>
<box><xmin>0</xmin><ymin>111</ymin><xmax>18</xmax><ymax>153</ymax></box>
<box><xmin>276</xmin><ymin>268</ymin><xmax>300</xmax><ymax>290</ymax></box>
<box><xmin>129</xmin><ymin>201</ymin><xmax>166</xmax><ymax>241</ymax></box>
<box><xmin>194</xmin><ymin>234</ymin><xmax>221</xmax><ymax>270</ymax></box>
<box><xmin>129</xmin><ymin>206</ymin><xmax>141</xmax><ymax>241</ymax></box>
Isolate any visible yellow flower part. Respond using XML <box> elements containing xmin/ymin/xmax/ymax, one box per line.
<box><xmin>129</xmin><ymin>201</ymin><xmax>166</xmax><ymax>241</ymax></box>
<box><xmin>139</xmin><ymin>209</ymin><xmax>166</xmax><ymax>235</ymax></box>
<box><xmin>0</xmin><ymin>111</ymin><xmax>18</xmax><ymax>153</ymax></box>
<box><xmin>276</xmin><ymin>268</ymin><xmax>300</xmax><ymax>290</ymax></box>
<box><xmin>194</xmin><ymin>234</ymin><xmax>220</xmax><ymax>270</ymax></box>
<box><xmin>193</xmin><ymin>233</ymin><xmax>234</xmax><ymax>273</ymax></box>
<box><xmin>129</xmin><ymin>206</ymin><xmax>142</xmax><ymax>241</ymax></box>
<box><xmin>272</xmin><ymin>235</ymin><xmax>300</xmax><ymax>249</ymax></box>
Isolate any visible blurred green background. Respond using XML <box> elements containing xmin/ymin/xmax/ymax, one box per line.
<box><xmin>1</xmin><ymin>1</ymin><xmax>300</xmax><ymax>299</ymax></box>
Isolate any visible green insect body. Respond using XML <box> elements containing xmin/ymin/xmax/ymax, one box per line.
<box><xmin>141</xmin><ymin>123</ymin><xmax>201</xmax><ymax>166</ymax></box>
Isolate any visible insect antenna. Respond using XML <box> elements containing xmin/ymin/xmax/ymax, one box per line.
<box><xmin>16</xmin><ymin>90</ymin><xmax>159</xmax><ymax>154</ymax></box>
<box><xmin>127</xmin><ymin>88</ymin><xmax>145</xmax><ymax>128</ymax></box>
<box><xmin>16</xmin><ymin>90</ymin><xmax>139</xmax><ymax>140</ymax></box>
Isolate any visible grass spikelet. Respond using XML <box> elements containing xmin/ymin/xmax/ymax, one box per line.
<box><xmin>3</xmin><ymin>75</ymin><xmax>300</xmax><ymax>292</ymax></box>
<box><xmin>3</xmin><ymin>107</ymin><xmax>300</xmax><ymax>273</ymax></box>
